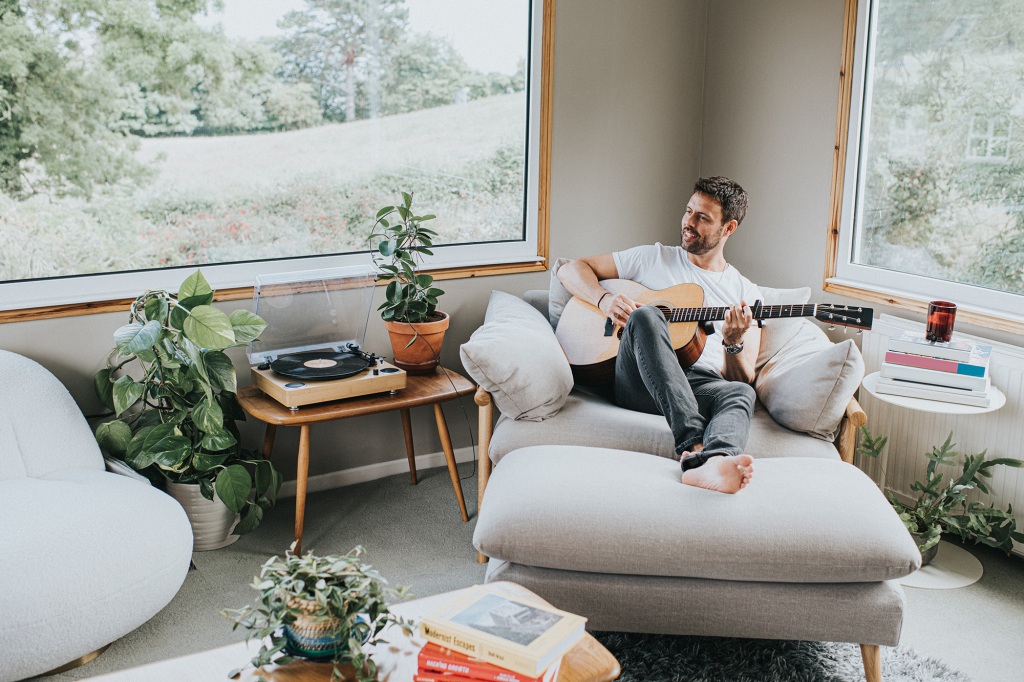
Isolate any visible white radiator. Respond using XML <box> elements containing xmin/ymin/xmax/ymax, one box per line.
<box><xmin>857</xmin><ymin>314</ymin><xmax>1024</xmax><ymax>557</ymax></box>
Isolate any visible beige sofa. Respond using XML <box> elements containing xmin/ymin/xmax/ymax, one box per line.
<box><xmin>460</xmin><ymin>275</ymin><xmax>920</xmax><ymax>682</ymax></box>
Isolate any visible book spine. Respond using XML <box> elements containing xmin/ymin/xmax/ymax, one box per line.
<box><xmin>875</xmin><ymin>381</ymin><xmax>990</xmax><ymax>407</ymax></box>
<box><xmin>879</xmin><ymin>363</ymin><xmax>988</xmax><ymax>391</ymax></box>
<box><xmin>415</xmin><ymin>674</ymin><xmax>483</xmax><ymax>682</ymax></box>
<box><xmin>883</xmin><ymin>351</ymin><xmax>987</xmax><ymax>377</ymax></box>
<box><xmin>887</xmin><ymin>339</ymin><xmax>973</xmax><ymax>362</ymax></box>
<box><xmin>420</xmin><ymin>622</ymin><xmax>543</xmax><ymax>678</ymax></box>
<box><xmin>419</xmin><ymin>652</ymin><xmax>541</xmax><ymax>682</ymax></box>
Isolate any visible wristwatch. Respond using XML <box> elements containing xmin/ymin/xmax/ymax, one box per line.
<box><xmin>722</xmin><ymin>339</ymin><xmax>745</xmax><ymax>355</ymax></box>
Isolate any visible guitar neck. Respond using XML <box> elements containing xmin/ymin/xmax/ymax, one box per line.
<box><xmin>666</xmin><ymin>302</ymin><xmax>816</xmax><ymax>323</ymax></box>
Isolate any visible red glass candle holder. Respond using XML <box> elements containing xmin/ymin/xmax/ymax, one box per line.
<box><xmin>926</xmin><ymin>301</ymin><xmax>957</xmax><ymax>343</ymax></box>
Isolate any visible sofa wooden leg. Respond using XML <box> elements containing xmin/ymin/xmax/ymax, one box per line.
<box><xmin>860</xmin><ymin>643</ymin><xmax>882</xmax><ymax>682</ymax></box>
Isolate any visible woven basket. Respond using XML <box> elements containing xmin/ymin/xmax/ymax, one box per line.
<box><xmin>284</xmin><ymin>597</ymin><xmax>345</xmax><ymax>659</ymax></box>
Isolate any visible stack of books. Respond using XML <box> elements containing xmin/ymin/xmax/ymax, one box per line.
<box><xmin>416</xmin><ymin>584</ymin><xmax>587</xmax><ymax>682</ymax></box>
<box><xmin>877</xmin><ymin>331</ymin><xmax>993</xmax><ymax>407</ymax></box>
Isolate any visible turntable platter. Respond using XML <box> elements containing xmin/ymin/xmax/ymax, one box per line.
<box><xmin>270</xmin><ymin>351</ymin><xmax>371</xmax><ymax>381</ymax></box>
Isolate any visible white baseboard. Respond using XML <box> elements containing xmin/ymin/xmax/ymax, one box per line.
<box><xmin>278</xmin><ymin>446</ymin><xmax>478</xmax><ymax>498</ymax></box>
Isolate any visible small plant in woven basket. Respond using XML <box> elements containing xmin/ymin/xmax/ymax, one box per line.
<box><xmin>223</xmin><ymin>543</ymin><xmax>412</xmax><ymax>682</ymax></box>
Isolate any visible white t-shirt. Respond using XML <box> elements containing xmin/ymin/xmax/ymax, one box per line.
<box><xmin>612</xmin><ymin>243</ymin><xmax>761</xmax><ymax>375</ymax></box>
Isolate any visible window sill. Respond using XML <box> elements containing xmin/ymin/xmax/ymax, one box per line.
<box><xmin>823</xmin><ymin>278</ymin><xmax>1024</xmax><ymax>337</ymax></box>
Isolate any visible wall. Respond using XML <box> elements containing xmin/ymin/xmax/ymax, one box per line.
<box><xmin>0</xmin><ymin>0</ymin><xmax>708</xmax><ymax>486</ymax></box>
<box><xmin>700</xmin><ymin>0</ymin><xmax>1024</xmax><ymax>348</ymax></box>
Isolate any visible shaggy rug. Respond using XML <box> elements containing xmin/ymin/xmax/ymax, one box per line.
<box><xmin>592</xmin><ymin>633</ymin><xmax>971</xmax><ymax>682</ymax></box>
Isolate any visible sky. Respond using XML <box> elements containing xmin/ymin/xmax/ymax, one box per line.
<box><xmin>199</xmin><ymin>0</ymin><xmax>529</xmax><ymax>74</ymax></box>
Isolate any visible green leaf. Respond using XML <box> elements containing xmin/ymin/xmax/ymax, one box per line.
<box><xmin>144</xmin><ymin>296</ymin><xmax>169</xmax><ymax>324</ymax></box>
<box><xmin>94</xmin><ymin>369</ymin><xmax>115</xmax><ymax>410</ymax></box>
<box><xmin>419</xmin><ymin>214</ymin><xmax>436</xmax><ymax>221</ymax></box>
<box><xmin>199</xmin><ymin>477</ymin><xmax>215</xmax><ymax>501</ymax></box>
<box><xmin>233</xmin><ymin>503</ymin><xmax>264</xmax><ymax>535</ymax></box>
<box><xmin>229</xmin><ymin>310</ymin><xmax>267</xmax><ymax>344</ymax></box>
<box><xmin>169</xmin><ymin>304</ymin><xmax>188</xmax><ymax>331</ymax></box>
<box><xmin>178</xmin><ymin>293</ymin><xmax>215</xmax><ymax>311</ymax></box>
<box><xmin>178</xmin><ymin>270</ymin><xmax>213</xmax><ymax>301</ymax></box>
<box><xmin>202</xmin><ymin>429</ymin><xmax>237</xmax><ymax>452</ymax></box>
<box><xmin>205</xmin><ymin>351</ymin><xmax>237</xmax><ymax>392</ymax></box>
<box><xmin>192</xmin><ymin>396</ymin><xmax>224</xmax><ymax>433</ymax></box>
<box><xmin>142</xmin><ymin>423</ymin><xmax>192</xmax><ymax>469</ymax></box>
<box><xmin>192</xmin><ymin>451</ymin><xmax>231</xmax><ymax>472</ymax></box>
<box><xmin>112</xmin><ymin>375</ymin><xmax>145</xmax><ymax>416</ymax></box>
<box><xmin>114</xmin><ymin>320</ymin><xmax>162</xmax><ymax>356</ymax></box>
<box><xmin>95</xmin><ymin>420</ymin><xmax>133</xmax><ymax>456</ymax></box>
<box><xmin>125</xmin><ymin>426</ymin><xmax>157</xmax><ymax>469</ymax></box>
<box><xmin>375</xmin><ymin>205</ymin><xmax>395</xmax><ymax>219</ymax></box>
<box><xmin>401</xmin><ymin>191</ymin><xmax>412</xmax><ymax>208</ymax></box>
<box><xmin>216</xmin><ymin>464</ymin><xmax>253</xmax><ymax>513</ymax></box>
<box><xmin>184</xmin><ymin>305</ymin><xmax>236</xmax><ymax>350</ymax></box>
<box><xmin>415</xmin><ymin>273</ymin><xmax>433</xmax><ymax>288</ymax></box>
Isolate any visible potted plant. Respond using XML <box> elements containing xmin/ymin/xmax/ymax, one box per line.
<box><xmin>857</xmin><ymin>427</ymin><xmax>1024</xmax><ymax>564</ymax></box>
<box><xmin>93</xmin><ymin>269</ymin><xmax>281</xmax><ymax>549</ymax></box>
<box><xmin>223</xmin><ymin>543</ymin><xmax>413</xmax><ymax>682</ymax></box>
<box><xmin>370</xmin><ymin>191</ymin><xmax>448</xmax><ymax>374</ymax></box>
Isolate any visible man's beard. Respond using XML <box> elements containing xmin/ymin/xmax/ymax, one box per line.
<box><xmin>681</xmin><ymin>227</ymin><xmax>724</xmax><ymax>255</ymax></box>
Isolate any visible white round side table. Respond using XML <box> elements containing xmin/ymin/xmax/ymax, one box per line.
<box><xmin>860</xmin><ymin>371</ymin><xmax>1006</xmax><ymax>590</ymax></box>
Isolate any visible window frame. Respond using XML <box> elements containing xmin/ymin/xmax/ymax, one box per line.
<box><xmin>0</xmin><ymin>0</ymin><xmax>554</xmax><ymax>323</ymax></box>
<box><xmin>824</xmin><ymin>0</ymin><xmax>1024</xmax><ymax>336</ymax></box>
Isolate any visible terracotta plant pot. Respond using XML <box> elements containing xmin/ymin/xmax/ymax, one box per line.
<box><xmin>383</xmin><ymin>311</ymin><xmax>450</xmax><ymax>374</ymax></box>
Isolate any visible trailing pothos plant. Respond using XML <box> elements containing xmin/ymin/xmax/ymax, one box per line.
<box><xmin>93</xmin><ymin>270</ymin><xmax>281</xmax><ymax>535</ymax></box>
<box><xmin>370</xmin><ymin>191</ymin><xmax>445</xmax><ymax>324</ymax></box>
<box><xmin>223</xmin><ymin>543</ymin><xmax>413</xmax><ymax>682</ymax></box>
<box><xmin>858</xmin><ymin>427</ymin><xmax>1024</xmax><ymax>554</ymax></box>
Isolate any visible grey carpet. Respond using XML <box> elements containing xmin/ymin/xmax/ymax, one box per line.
<box><xmin>593</xmin><ymin>632</ymin><xmax>971</xmax><ymax>682</ymax></box>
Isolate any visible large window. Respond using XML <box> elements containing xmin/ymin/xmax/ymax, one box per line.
<box><xmin>828</xmin><ymin>0</ymin><xmax>1024</xmax><ymax>331</ymax></box>
<box><xmin>0</xmin><ymin>0</ymin><xmax>550</xmax><ymax>317</ymax></box>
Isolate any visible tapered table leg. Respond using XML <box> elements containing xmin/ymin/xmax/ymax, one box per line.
<box><xmin>433</xmin><ymin>403</ymin><xmax>468</xmax><ymax>522</ymax></box>
<box><xmin>293</xmin><ymin>424</ymin><xmax>311</xmax><ymax>555</ymax></box>
<box><xmin>860</xmin><ymin>644</ymin><xmax>882</xmax><ymax>682</ymax></box>
<box><xmin>400</xmin><ymin>408</ymin><xmax>417</xmax><ymax>484</ymax></box>
<box><xmin>261</xmin><ymin>424</ymin><xmax>277</xmax><ymax>459</ymax></box>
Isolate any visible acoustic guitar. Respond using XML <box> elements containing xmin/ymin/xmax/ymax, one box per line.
<box><xmin>554</xmin><ymin>280</ymin><xmax>874</xmax><ymax>385</ymax></box>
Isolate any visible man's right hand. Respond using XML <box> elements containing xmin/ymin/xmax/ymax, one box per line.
<box><xmin>599</xmin><ymin>292</ymin><xmax>640</xmax><ymax>328</ymax></box>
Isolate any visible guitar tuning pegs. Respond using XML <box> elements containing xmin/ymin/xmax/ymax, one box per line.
<box><xmin>857</xmin><ymin>329</ymin><xmax>863</xmax><ymax>335</ymax></box>
<box><xmin>828</xmin><ymin>324</ymin><xmax>836</xmax><ymax>331</ymax></box>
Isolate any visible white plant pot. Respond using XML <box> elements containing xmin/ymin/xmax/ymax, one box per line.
<box><xmin>165</xmin><ymin>481</ymin><xmax>240</xmax><ymax>551</ymax></box>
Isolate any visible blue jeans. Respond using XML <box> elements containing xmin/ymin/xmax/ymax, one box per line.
<box><xmin>613</xmin><ymin>306</ymin><xmax>755</xmax><ymax>459</ymax></box>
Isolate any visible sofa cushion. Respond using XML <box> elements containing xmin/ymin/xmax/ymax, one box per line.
<box><xmin>755</xmin><ymin>321</ymin><xmax>864</xmax><ymax>441</ymax></box>
<box><xmin>460</xmin><ymin>291</ymin><xmax>574</xmax><ymax>421</ymax></box>
<box><xmin>487</xmin><ymin>390</ymin><xmax>840</xmax><ymax>463</ymax></box>
<box><xmin>755</xmin><ymin>286</ymin><xmax>812</xmax><ymax>372</ymax></box>
<box><xmin>548</xmin><ymin>257</ymin><xmax>573</xmax><ymax>329</ymax></box>
<box><xmin>474</xmin><ymin>446</ymin><xmax>921</xmax><ymax>584</ymax></box>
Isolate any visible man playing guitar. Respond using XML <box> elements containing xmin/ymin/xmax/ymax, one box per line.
<box><xmin>557</xmin><ymin>176</ymin><xmax>759</xmax><ymax>494</ymax></box>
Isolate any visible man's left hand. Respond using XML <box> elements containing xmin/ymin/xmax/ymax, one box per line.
<box><xmin>722</xmin><ymin>301</ymin><xmax>753</xmax><ymax>345</ymax></box>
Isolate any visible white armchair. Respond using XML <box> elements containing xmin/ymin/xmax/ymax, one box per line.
<box><xmin>0</xmin><ymin>350</ymin><xmax>193</xmax><ymax>681</ymax></box>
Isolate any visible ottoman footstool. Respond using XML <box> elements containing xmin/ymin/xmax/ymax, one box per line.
<box><xmin>472</xmin><ymin>446</ymin><xmax>922</xmax><ymax>681</ymax></box>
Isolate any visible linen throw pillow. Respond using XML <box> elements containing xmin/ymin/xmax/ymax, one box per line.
<box><xmin>460</xmin><ymin>290</ymin><xmax>574</xmax><ymax>421</ymax></box>
<box><xmin>547</xmin><ymin>257</ymin><xmax>574</xmax><ymax>329</ymax></box>
<box><xmin>755</xmin><ymin>321</ymin><xmax>865</xmax><ymax>441</ymax></box>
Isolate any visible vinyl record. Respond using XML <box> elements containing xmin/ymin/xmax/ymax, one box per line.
<box><xmin>270</xmin><ymin>351</ymin><xmax>371</xmax><ymax>381</ymax></box>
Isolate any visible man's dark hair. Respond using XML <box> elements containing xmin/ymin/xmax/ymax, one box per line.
<box><xmin>694</xmin><ymin>176</ymin><xmax>748</xmax><ymax>226</ymax></box>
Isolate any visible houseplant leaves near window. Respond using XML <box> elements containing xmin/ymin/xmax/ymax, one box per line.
<box><xmin>93</xmin><ymin>270</ymin><xmax>281</xmax><ymax>543</ymax></box>
<box><xmin>857</xmin><ymin>427</ymin><xmax>1024</xmax><ymax>563</ymax></box>
<box><xmin>370</xmin><ymin>191</ymin><xmax>449</xmax><ymax>374</ymax></box>
<box><xmin>222</xmin><ymin>543</ymin><xmax>412</xmax><ymax>682</ymax></box>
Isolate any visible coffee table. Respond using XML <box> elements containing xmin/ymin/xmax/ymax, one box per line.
<box><xmin>81</xmin><ymin>582</ymin><xmax>620</xmax><ymax>682</ymax></box>
<box><xmin>238</xmin><ymin>367</ymin><xmax>476</xmax><ymax>554</ymax></box>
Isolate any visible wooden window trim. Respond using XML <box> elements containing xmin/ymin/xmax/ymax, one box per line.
<box><xmin>823</xmin><ymin>0</ymin><xmax>1024</xmax><ymax>337</ymax></box>
<box><xmin>0</xmin><ymin>0</ymin><xmax>555</xmax><ymax>325</ymax></box>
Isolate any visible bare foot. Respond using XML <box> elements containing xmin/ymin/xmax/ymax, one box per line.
<box><xmin>680</xmin><ymin>454</ymin><xmax>754</xmax><ymax>494</ymax></box>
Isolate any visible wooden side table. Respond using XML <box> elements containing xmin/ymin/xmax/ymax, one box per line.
<box><xmin>237</xmin><ymin>367</ymin><xmax>476</xmax><ymax>554</ymax></box>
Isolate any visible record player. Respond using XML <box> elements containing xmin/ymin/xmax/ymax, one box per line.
<box><xmin>247</xmin><ymin>267</ymin><xmax>406</xmax><ymax>409</ymax></box>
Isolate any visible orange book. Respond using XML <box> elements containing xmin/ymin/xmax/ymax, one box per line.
<box><xmin>417</xmin><ymin>642</ymin><xmax>560</xmax><ymax>682</ymax></box>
